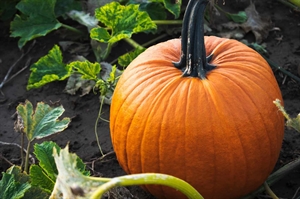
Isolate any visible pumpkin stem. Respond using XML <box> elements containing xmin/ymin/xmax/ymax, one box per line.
<box><xmin>173</xmin><ymin>0</ymin><xmax>215</xmax><ymax>79</ymax></box>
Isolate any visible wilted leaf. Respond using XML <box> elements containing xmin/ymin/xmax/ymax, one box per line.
<box><xmin>90</xmin><ymin>2</ymin><xmax>157</xmax><ymax>43</ymax></box>
<box><xmin>240</xmin><ymin>1</ymin><xmax>272</xmax><ymax>43</ymax></box>
<box><xmin>10</xmin><ymin>0</ymin><xmax>62</xmax><ymax>48</ymax></box>
<box><xmin>64</xmin><ymin>73</ymin><xmax>95</xmax><ymax>96</ymax></box>
<box><xmin>67</xmin><ymin>10</ymin><xmax>98</xmax><ymax>31</ymax></box>
<box><xmin>274</xmin><ymin>99</ymin><xmax>300</xmax><ymax>133</ymax></box>
<box><xmin>49</xmin><ymin>145</ymin><xmax>103</xmax><ymax>199</ymax></box>
<box><xmin>27</xmin><ymin>45</ymin><xmax>72</xmax><ymax>90</ymax></box>
<box><xmin>16</xmin><ymin>100</ymin><xmax>71</xmax><ymax>142</ymax></box>
<box><xmin>0</xmin><ymin>170</ymin><xmax>31</xmax><ymax>199</ymax></box>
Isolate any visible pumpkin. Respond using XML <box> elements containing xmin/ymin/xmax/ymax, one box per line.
<box><xmin>110</xmin><ymin>0</ymin><xmax>284</xmax><ymax>198</ymax></box>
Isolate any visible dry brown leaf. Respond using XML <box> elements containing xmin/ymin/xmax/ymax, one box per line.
<box><xmin>240</xmin><ymin>1</ymin><xmax>272</xmax><ymax>43</ymax></box>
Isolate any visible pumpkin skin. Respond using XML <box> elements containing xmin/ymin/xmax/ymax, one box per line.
<box><xmin>110</xmin><ymin>36</ymin><xmax>284</xmax><ymax>199</ymax></box>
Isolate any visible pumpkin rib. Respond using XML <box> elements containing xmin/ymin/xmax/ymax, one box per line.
<box><xmin>209</xmin><ymin>71</ymin><xmax>282</xmax><ymax>177</ymax></box>
<box><xmin>202</xmin><ymin>80</ymin><xmax>249</xmax><ymax>195</ymax></box>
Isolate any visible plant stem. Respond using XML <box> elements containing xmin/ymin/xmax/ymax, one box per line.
<box><xmin>277</xmin><ymin>0</ymin><xmax>300</xmax><ymax>11</ymax></box>
<box><xmin>101</xmin><ymin>43</ymin><xmax>113</xmax><ymax>61</ymax></box>
<box><xmin>61</xmin><ymin>23</ymin><xmax>83</xmax><ymax>35</ymax></box>
<box><xmin>24</xmin><ymin>141</ymin><xmax>31</xmax><ymax>173</ymax></box>
<box><xmin>173</xmin><ymin>0</ymin><xmax>215</xmax><ymax>79</ymax></box>
<box><xmin>90</xmin><ymin>173</ymin><xmax>203</xmax><ymax>199</ymax></box>
<box><xmin>264</xmin><ymin>182</ymin><xmax>279</xmax><ymax>199</ymax></box>
<box><xmin>152</xmin><ymin>20</ymin><xmax>182</xmax><ymax>25</ymax></box>
<box><xmin>123</xmin><ymin>38</ymin><xmax>144</xmax><ymax>50</ymax></box>
<box><xmin>94</xmin><ymin>97</ymin><xmax>106</xmax><ymax>157</ymax></box>
<box><xmin>20</xmin><ymin>133</ymin><xmax>25</xmax><ymax>169</ymax></box>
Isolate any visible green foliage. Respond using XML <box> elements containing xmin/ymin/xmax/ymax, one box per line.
<box><xmin>128</xmin><ymin>0</ymin><xmax>182</xmax><ymax>19</ymax></box>
<box><xmin>16</xmin><ymin>100</ymin><xmax>71</xmax><ymax>142</ymax></box>
<box><xmin>10</xmin><ymin>0</ymin><xmax>82</xmax><ymax>48</ymax></box>
<box><xmin>70</xmin><ymin>61</ymin><xmax>101</xmax><ymax>81</ymax></box>
<box><xmin>10</xmin><ymin>0</ymin><xmax>62</xmax><ymax>49</ymax></box>
<box><xmin>0</xmin><ymin>167</ymin><xmax>31</xmax><ymax>199</ymax></box>
<box><xmin>0</xmin><ymin>0</ymin><xmax>19</xmax><ymax>21</ymax></box>
<box><xmin>118</xmin><ymin>47</ymin><xmax>145</xmax><ymax>67</ymax></box>
<box><xmin>27</xmin><ymin>45</ymin><xmax>72</xmax><ymax>90</ymax></box>
<box><xmin>225</xmin><ymin>11</ymin><xmax>247</xmax><ymax>23</ymax></box>
<box><xmin>30</xmin><ymin>141</ymin><xmax>89</xmax><ymax>193</ymax></box>
<box><xmin>90</xmin><ymin>2</ymin><xmax>157</xmax><ymax>44</ymax></box>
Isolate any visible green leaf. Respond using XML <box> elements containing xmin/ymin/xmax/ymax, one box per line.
<box><xmin>118</xmin><ymin>47</ymin><xmax>145</xmax><ymax>67</ymax></box>
<box><xmin>29</xmin><ymin>165</ymin><xmax>54</xmax><ymax>193</ymax></box>
<box><xmin>55</xmin><ymin>0</ymin><xmax>82</xmax><ymax>18</ymax></box>
<box><xmin>161</xmin><ymin>0</ymin><xmax>182</xmax><ymax>19</ymax></box>
<box><xmin>16</xmin><ymin>100</ymin><xmax>71</xmax><ymax>142</ymax></box>
<box><xmin>130</xmin><ymin>2</ymin><xmax>167</xmax><ymax>20</ymax></box>
<box><xmin>10</xmin><ymin>0</ymin><xmax>62</xmax><ymax>48</ymax></box>
<box><xmin>226</xmin><ymin>11</ymin><xmax>247</xmax><ymax>23</ymax></box>
<box><xmin>22</xmin><ymin>186</ymin><xmax>49</xmax><ymax>199</ymax></box>
<box><xmin>33</xmin><ymin>142</ymin><xmax>61</xmax><ymax>183</ymax></box>
<box><xmin>91</xmin><ymin>2</ymin><xmax>156</xmax><ymax>43</ymax></box>
<box><xmin>30</xmin><ymin>141</ymin><xmax>89</xmax><ymax>194</ymax></box>
<box><xmin>4</xmin><ymin>166</ymin><xmax>49</xmax><ymax>199</ymax></box>
<box><xmin>27</xmin><ymin>45</ymin><xmax>72</xmax><ymax>90</ymax></box>
<box><xmin>68</xmin><ymin>61</ymin><xmax>101</xmax><ymax>81</ymax></box>
<box><xmin>128</xmin><ymin>0</ymin><xmax>182</xmax><ymax>20</ymax></box>
<box><xmin>6</xmin><ymin>166</ymin><xmax>30</xmax><ymax>184</ymax></box>
<box><xmin>0</xmin><ymin>0</ymin><xmax>19</xmax><ymax>21</ymax></box>
<box><xmin>0</xmin><ymin>172</ymin><xmax>31</xmax><ymax>199</ymax></box>
<box><xmin>51</xmin><ymin>145</ymin><xmax>103</xmax><ymax>198</ymax></box>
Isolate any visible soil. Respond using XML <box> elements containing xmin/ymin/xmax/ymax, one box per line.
<box><xmin>1</xmin><ymin>1</ymin><xmax>300</xmax><ymax>199</ymax></box>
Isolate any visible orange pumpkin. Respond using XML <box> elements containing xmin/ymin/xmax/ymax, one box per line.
<box><xmin>110</xmin><ymin>0</ymin><xmax>284</xmax><ymax>198</ymax></box>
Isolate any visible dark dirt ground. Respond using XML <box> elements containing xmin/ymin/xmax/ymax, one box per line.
<box><xmin>1</xmin><ymin>1</ymin><xmax>300</xmax><ymax>199</ymax></box>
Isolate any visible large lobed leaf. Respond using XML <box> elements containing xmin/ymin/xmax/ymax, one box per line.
<box><xmin>90</xmin><ymin>1</ymin><xmax>157</xmax><ymax>43</ymax></box>
<box><xmin>27</xmin><ymin>45</ymin><xmax>72</xmax><ymax>90</ymax></box>
<box><xmin>0</xmin><ymin>167</ymin><xmax>31</xmax><ymax>199</ymax></box>
<box><xmin>16</xmin><ymin>100</ymin><xmax>71</xmax><ymax>142</ymax></box>
<box><xmin>10</xmin><ymin>0</ymin><xmax>62</xmax><ymax>49</ymax></box>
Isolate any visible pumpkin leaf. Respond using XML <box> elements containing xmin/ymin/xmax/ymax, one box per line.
<box><xmin>129</xmin><ymin>1</ymin><xmax>167</xmax><ymax>20</ymax></box>
<box><xmin>225</xmin><ymin>11</ymin><xmax>247</xmax><ymax>23</ymax></box>
<box><xmin>0</xmin><ymin>0</ymin><xmax>18</xmax><ymax>21</ymax></box>
<box><xmin>16</xmin><ymin>100</ymin><xmax>71</xmax><ymax>142</ymax></box>
<box><xmin>10</xmin><ymin>0</ymin><xmax>62</xmax><ymax>49</ymax></box>
<box><xmin>64</xmin><ymin>73</ymin><xmax>96</xmax><ymax>96</ymax></box>
<box><xmin>54</xmin><ymin>0</ymin><xmax>82</xmax><ymax>18</ymax></box>
<box><xmin>50</xmin><ymin>145</ymin><xmax>104</xmax><ymax>198</ymax></box>
<box><xmin>68</xmin><ymin>60</ymin><xmax>101</xmax><ymax>81</ymax></box>
<box><xmin>128</xmin><ymin>0</ymin><xmax>181</xmax><ymax>19</ymax></box>
<box><xmin>30</xmin><ymin>142</ymin><xmax>61</xmax><ymax>193</ymax></box>
<box><xmin>90</xmin><ymin>1</ymin><xmax>157</xmax><ymax>43</ymax></box>
<box><xmin>0</xmin><ymin>170</ymin><xmax>31</xmax><ymax>199</ymax></box>
<box><xmin>118</xmin><ymin>47</ymin><xmax>146</xmax><ymax>67</ymax></box>
<box><xmin>27</xmin><ymin>45</ymin><xmax>72</xmax><ymax>90</ymax></box>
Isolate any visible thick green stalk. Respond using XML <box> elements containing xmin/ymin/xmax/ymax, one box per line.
<box><xmin>174</xmin><ymin>0</ymin><xmax>215</xmax><ymax>79</ymax></box>
<box><xmin>90</xmin><ymin>173</ymin><xmax>203</xmax><ymax>199</ymax></box>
